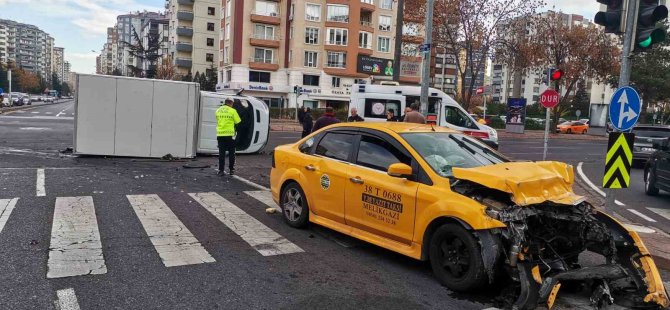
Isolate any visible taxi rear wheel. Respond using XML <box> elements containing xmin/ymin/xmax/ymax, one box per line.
<box><xmin>429</xmin><ymin>224</ymin><xmax>487</xmax><ymax>292</ymax></box>
<box><xmin>281</xmin><ymin>182</ymin><xmax>309</xmax><ymax>228</ymax></box>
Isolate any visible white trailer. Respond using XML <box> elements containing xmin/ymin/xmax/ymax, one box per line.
<box><xmin>74</xmin><ymin>74</ymin><xmax>269</xmax><ymax>158</ymax></box>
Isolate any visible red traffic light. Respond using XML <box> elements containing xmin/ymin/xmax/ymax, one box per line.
<box><xmin>550</xmin><ymin>69</ymin><xmax>563</xmax><ymax>81</ymax></box>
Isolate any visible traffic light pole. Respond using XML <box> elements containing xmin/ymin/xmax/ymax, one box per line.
<box><xmin>420</xmin><ymin>0</ymin><xmax>434</xmax><ymax>114</ymax></box>
<box><xmin>543</xmin><ymin>67</ymin><xmax>551</xmax><ymax>161</ymax></box>
<box><xmin>606</xmin><ymin>0</ymin><xmax>638</xmax><ymax>209</ymax></box>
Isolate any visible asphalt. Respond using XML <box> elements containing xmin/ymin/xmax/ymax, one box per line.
<box><xmin>1</xmin><ymin>109</ymin><xmax>668</xmax><ymax>310</ymax></box>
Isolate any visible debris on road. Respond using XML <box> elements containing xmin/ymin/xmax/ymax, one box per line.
<box><xmin>265</xmin><ymin>208</ymin><xmax>277</xmax><ymax>214</ymax></box>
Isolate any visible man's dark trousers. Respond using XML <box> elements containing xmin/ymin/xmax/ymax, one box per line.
<box><xmin>217</xmin><ymin>136</ymin><xmax>236</xmax><ymax>172</ymax></box>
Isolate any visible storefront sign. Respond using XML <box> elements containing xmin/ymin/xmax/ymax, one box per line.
<box><xmin>400</xmin><ymin>61</ymin><xmax>421</xmax><ymax>77</ymax></box>
<box><xmin>300</xmin><ymin>87</ymin><xmax>321</xmax><ymax>94</ymax></box>
<box><xmin>331</xmin><ymin>90</ymin><xmax>351</xmax><ymax>96</ymax></box>
<box><xmin>357</xmin><ymin>55</ymin><xmax>394</xmax><ymax>76</ymax></box>
<box><xmin>248</xmin><ymin>84</ymin><xmax>274</xmax><ymax>91</ymax></box>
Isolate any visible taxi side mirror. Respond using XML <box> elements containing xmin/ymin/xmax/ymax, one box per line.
<box><xmin>387</xmin><ymin>163</ymin><xmax>413</xmax><ymax>178</ymax></box>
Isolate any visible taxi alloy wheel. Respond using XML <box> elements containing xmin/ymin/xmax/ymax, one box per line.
<box><xmin>429</xmin><ymin>224</ymin><xmax>486</xmax><ymax>292</ymax></box>
<box><xmin>281</xmin><ymin>183</ymin><xmax>309</xmax><ymax>228</ymax></box>
<box><xmin>645</xmin><ymin>169</ymin><xmax>659</xmax><ymax>196</ymax></box>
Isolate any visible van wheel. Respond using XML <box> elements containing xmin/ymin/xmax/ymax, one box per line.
<box><xmin>281</xmin><ymin>182</ymin><xmax>309</xmax><ymax>228</ymax></box>
<box><xmin>645</xmin><ymin>169</ymin><xmax>660</xmax><ymax>196</ymax></box>
<box><xmin>582</xmin><ymin>130</ymin><xmax>587</xmax><ymax>134</ymax></box>
<box><xmin>429</xmin><ymin>224</ymin><xmax>487</xmax><ymax>292</ymax></box>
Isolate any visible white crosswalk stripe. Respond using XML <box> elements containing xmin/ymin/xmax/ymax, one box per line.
<box><xmin>0</xmin><ymin>198</ymin><xmax>19</xmax><ymax>235</ymax></box>
<box><xmin>47</xmin><ymin>196</ymin><xmax>107</xmax><ymax>278</ymax></box>
<box><xmin>627</xmin><ymin>209</ymin><xmax>657</xmax><ymax>222</ymax></box>
<box><xmin>190</xmin><ymin>192</ymin><xmax>303</xmax><ymax>256</ymax></box>
<box><xmin>647</xmin><ymin>208</ymin><xmax>670</xmax><ymax>222</ymax></box>
<box><xmin>244</xmin><ymin>190</ymin><xmax>280</xmax><ymax>211</ymax></box>
<box><xmin>127</xmin><ymin>194</ymin><xmax>215</xmax><ymax>267</ymax></box>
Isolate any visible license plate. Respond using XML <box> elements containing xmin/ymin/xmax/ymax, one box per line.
<box><xmin>641</xmin><ymin>147</ymin><xmax>655</xmax><ymax>152</ymax></box>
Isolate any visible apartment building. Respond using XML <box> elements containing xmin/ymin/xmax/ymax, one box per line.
<box><xmin>63</xmin><ymin>61</ymin><xmax>71</xmax><ymax>84</ymax></box>
<box><xmin>116</xmin><ymin>12</ymin><xmax>167</xmax><ymax>76</ymax></box>
<box><xmin>53</xmin><ymin>47</ymin><xmax>65</xmax><ymax>82</ymax></box>
<box><xmin>140</xmin><ymin>18</ymin><xmax>170</xmax><ymax>76</ymax></box>
<box><xmin>96</xmin><ymin>55</ymin><xmax>102</xmax><ymax>74</ymax></box>
<box><xmin>166</xmin><ymin>0</ymin><xmax>220</xmax><ymax>77</ymax></box>
<box><xmin>432</xmin><ymin>48</ymin><xmax>458</xmax><ymax>96</ymax></box>
<box><xmin>0</xmin><ymin>19</ymin><xmax>56</xmax><ymax>81</ymax></box>
<box><xmin>218</xmin><ymin>0</ymin><xmax>430</xmax><ymax>109</ymax></box>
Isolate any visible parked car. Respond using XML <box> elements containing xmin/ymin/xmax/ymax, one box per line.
<box><xmin>579</xmin><ymin>118</ymin><xmax>590</xmax><ymax>125</ymax></box>
<box><xmin>556</xmin><ymin>121</ymin><xmax>589</xmax><ymax>134</ymax></box>
<box><xmin>10</xmin><ymin>93</ymin><xmax>22</xmax><ymax>106</ymax></box>
<box><xmin>30</xmin><ymin>95</ymin><xmax>41</xmax><ymax>102</ymax></box>
<box><xmin>45</xmin><ymin>96</ymin><xmax>55</xmax><ymax>103</ymax></box>
<box><xmin>644</xmin><ymin>137</ymin><xmax>670</xmax><ymax>195</ymax></box>
<box><xmin>21</xmin><ymin>96</ymin><xmax>31</xmax><ymax>105</ymax></box>
<box><xmin>1</xmin><ymin>96</ymin><xmax>9</xmax><ymax>107</ymax></box>
<box><xmin>633</xmin><ymin>126</ymin><xmax>670</xmax><ymax>167</ymax></box>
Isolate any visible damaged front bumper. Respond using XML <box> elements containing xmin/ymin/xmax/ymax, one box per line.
<box><xmin>451</xmin><ymin>162</ymin><xmax>669</xmax><ymax>309</ymax></box>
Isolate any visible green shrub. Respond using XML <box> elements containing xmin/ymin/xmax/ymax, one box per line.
<box><xmin>489</xmin><ymin>117</ymin><xmax>506</xmax><ymax>129</ymax></box>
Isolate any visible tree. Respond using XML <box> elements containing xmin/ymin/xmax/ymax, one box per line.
<box><xmin>523</xmin><ymin>12</ymin><xmax>620</xmax><ymax>125</ymax></box>
<box><xmin>156</xmin><ymin>56</ymin><xmax>177</xmax><ymax>80</ymax></box>
<box><xmin>404</xmin><ymin>0</ymin><xmax>543</xmax><ymax>110</ymax></box>
<box><xmin>121</xmin><ymin>26</ymin><xmax>162</xmax><ymax>78</ymax></box>
<box><xmin>111</xmin><ymin>68</ymin><xmax>123</xmax><ymax>76</ymax></box>
<box><xmin>51</xmin><ymin>73</ymin><xmax>62</xmax><ymax>94</ymax></box>
<box><xmin>15</xmin><ymin>69</ymin><xmax>40</xmax><ymax>93</ymax></box>
<box><xmin>570</xmin><ymin>81</ymin><xmax>590</xmax><ymax>118</ymax></box>
<box><xmin>61</xmin><ymin>83</ymin><xmax>71</xmax><ymax>96</ymax></box>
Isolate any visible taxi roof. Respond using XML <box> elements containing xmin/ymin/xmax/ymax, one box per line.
<box><xmin>326</xmin><ymin>122</ymin><xmax>459</xmax><ymax>134</ymax></box>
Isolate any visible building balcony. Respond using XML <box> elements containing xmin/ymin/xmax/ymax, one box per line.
<box><xmin>360</xmin><ymin>2</ymin><xmax>375</xmax><ymax>12</ymax></box>
<box><xmin>176</xmin><ymin>26</ymin><xmax>193</xmax><ymax>37</ymax></box>
<box><xmin>177</xmin><ymin>10</ymin><xmax>194</xmax><ymax>21</ymax></box>
<box><xmin>248</xmin><ymin>57</ymin><xmax>279</xmax><ymax>71</ymax></box>
<box><xmin>324</xmin><ymin>44</ymin><xmax>348</xmax><ymax>52</ymax></box>
<box><xmin>358</xmin><ymin>47</ymin><xmax>373</xmax><ymax>56</ymax></box>
<box><xmin>249</xmin><ymin>33</ymin><xmax>280</xmax><ymax>48</ymax></box>
<box><xmin>176</xmin><ymin>41</ymin><xmax>193</xmax><ymax>52</ymax></box>
<box><xmin>177</xmin><ymin>0</ymin><xmax>194</xmax><ymax>5</ymax></box>
<box><xmin>360</xmin><ymin>21</ymin><xmax>374</xmax><ymax>33</ymax></box>
<box><xmin>250</xmin><ymin>12</ymin><xmax>281</xmax><ymax>25</ymax></box>
<box><xmin>402</xmin><ymin>35</ymin><xmax>423</xmax><ymax>44</ymax></box>
<box><xmin>175</xmin><ymin>57</ymin><xmax>192</xmax><ymax>67</ymax></box>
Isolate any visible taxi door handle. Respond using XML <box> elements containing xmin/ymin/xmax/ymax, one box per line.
<box><xmin>349</xmin><ymin>177</ymin><xmax>364</xmax><ymax>184</ymax></box>
<box><xmin>305</xmin><ymin>165</ymin><xmax>316</xmax><ymax>171</ymax></box>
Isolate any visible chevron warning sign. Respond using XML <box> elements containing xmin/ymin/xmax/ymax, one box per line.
<box><xmin>603</xmin><ymin>132</ymin><xmax>635</xmax><ymax>189</ymax></box>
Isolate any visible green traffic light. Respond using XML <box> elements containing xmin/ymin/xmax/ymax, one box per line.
<box><xmin>639</xmin><ymin>36</ymin><xmax>652</xmax><ymax>48</ymax></box>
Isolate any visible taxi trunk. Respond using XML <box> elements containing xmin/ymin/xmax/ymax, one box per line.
<box><xmin>450</xmin><ymin>162</ymin><xmax>669</xmax><ymax>309</ymax></box>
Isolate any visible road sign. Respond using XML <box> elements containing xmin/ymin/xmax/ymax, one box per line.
<box><xmin>609</xmin><ymin>86</ymin><xmax>641</xmax><ymax>131</ymax></box>
<box><xmin>0</xmin><ymin>88</ymin><xmax>3</xmax><ymax>95</ymax></box>
<box><xmin>603</xmin><ymin>132</ymin><xmax>634</xmax><ymax>189</ymax></box>
<box><xmin>540</xmin><ymin>89</ymin><xmax>560</xmax><ymax>108</ymax></box>
<box><xmin>476</xmin><ymin>87</ymin><xmax>484</xmax><ymax>95</ymax></box>
<box><xmin>576</xmin><ymin>110</ymin><xmax>582</xmax><ymax>117</ymax></box>
<box><xmin>419</xmin><ymin>43</ymin><xmax>431</xmax><ymax>53</ymax></box>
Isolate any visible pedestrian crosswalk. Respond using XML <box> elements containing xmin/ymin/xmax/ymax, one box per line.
<box><xmin>0</xmin><ymin>191</ymin><xmax>297</xmax><ymax>279</ymax></box>
<box><xmin>11</xmin><ymin>110</ymin><xmax>75</xmax><ymax>116</ymax></box>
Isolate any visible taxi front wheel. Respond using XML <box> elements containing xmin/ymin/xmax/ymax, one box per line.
<box><xmin>281</xmin><ymin>182</ymin><xmax>309</xmax><ymax>228</ymax></box>
<box><xmin>429</xmin><ymin>224</ymin><xmax>487</xmax><ymax>292</ymax></box>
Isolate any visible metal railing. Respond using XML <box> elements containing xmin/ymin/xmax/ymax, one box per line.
<box><xmin>251</xmin><ymin>10</ymin><xmax>280</xmax><ymax>17</ymax></box>
<box><xmin>249</xmin><ymin>56</ymin><xmax>277</xmax><ymax>64</ymax></box>
<box><xmin>360</xmin><ymin>21</ymin><xmax>372</xmax><ymax>27</ymax></box>
<box><xmin>250</xmin><ymin>33</ymin><xmax>279</xmax><ymax>40</ymax></box>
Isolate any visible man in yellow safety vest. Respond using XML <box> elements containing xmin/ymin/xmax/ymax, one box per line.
<box><xmin>216</xmin><ymin>99</ymin><xmax>241</xmax><ymax>176</ymax></box>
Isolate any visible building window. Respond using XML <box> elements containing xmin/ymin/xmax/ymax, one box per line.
<box><xmin>223</xmin><ymin>47</ymin><xmax>229</xmax><ymax>63</ymax></box>
<box><xmin>304</xmin><ymin>51</ymin><xmax>318</xmax><ymax>67</ymax></box>
<box><xmin>207</xmin><ymin>38</ymin><xmax>214</xmax><ymax>46</ymax></box>
<box><xmin>402</xmin><ymin>23</ymin><xmax>419</xmax><ymax>36</ymax></box>
<box><xmin>254</xmin><ymin>0</ymin><xmax>279</xmax><ymax>16</ymax></box>
<box><xmin>288</xmin><ymin>50</ymin><xmax>292</xmax><ymax>62</ymax></box>
<box><xmin>255</xmin><ymin>24</ymin><xmax>275</xmax><ymax>40</ymax></box>
<box><xmin>305</xmin><ymin>27</ymin><xmax>319</xmax><ymax>44</ymax></box>
<box><xmin>206</xmin><ymin>53</ymin><xmax>214</xmax><ymax>62</ymax></box>
<box><xmin>305</xmin><ymin>3</ymin><xmax>321</xmax><ymax>21</ymax></box>
<box><xmin>226</xmin><ymin>0</ymin><xmax>231</xmax><ymax>17</ymax></box>
<box><xmin>359</xmin><ymin>32</ymin><xmax>372</xmax><ymax>49</ymax></box>
<box><xmin>225</xmin><ymin>23</ymin><xmax>230</xmax><ymax>40</ymax></box>
<box><xmin>226</xmin><ymin>70</ymin><xmax>232</xmax><ymax>81</ymax></box>
<box><xmin>401</xmin><ymin>42</ymin><xmax>419</xmax><ymax>57</ymax></box>
<box><xmin>208</xmin><ymin>7</ymin><xmax>215</xmax><ymax>15</ymax></box>
<box><xmin>326</xmin><ymin>28</ymin><xmax>348</xmax><ymax>45</ymax></box>
<box><xmin>253</xmin><ymin>48</ymin><xmax>274</xmax><ymax>63</ymax></box>
<box><xmin>249</xmin><ymin>71</ymin><xmax>271</xmax><ymax>83</ymax></box>
<box><xmin>326</xmin><ymin>52</ymin><xmax>346</xmax><ymax>68</ymax></box>
<box><xmin>332</xmin><ymin>77</ymin><xmax>341</xmax><ymax>88</ymax></box>
<box><xmin>380</xmin><ymin>0</ymin><xmax>392</xmax><ymax>10</ymax></box>
<box><xmin>377</xmin><ymin>36</ymin><xmax>390</xmax><ymax>52</ymax></box>
<box><xmin>207</xmin><ymin>23</ymin><xmax>215</xmax><ymax>31</ymax></box>
<box><xmin>303</xmin><ymin>74</ymin><xmax>320</xmax><ymax>86</ymax></box>
<box><xmin>361</xmin><ymin>0</ymin><xmax>373</xmax><ymax>4</ymax></box>
<box><xmin>379</xmin><ymin>15</ymin><xmax>392</xmax><ymax>31</ymax></box>
<box><xmin>327</xmin><ymin>5</ymin><xmax>349</xmax><ymax>23</ymax></box>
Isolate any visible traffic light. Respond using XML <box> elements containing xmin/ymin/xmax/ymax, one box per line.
<box><xmin>634</xmin><ymin>0</ymin><xmax>668</xmax><ymax>51</ymax></box>
<box><xmin>550</xmin><ymin>69</ymin><xmax>563</xmax><ymax>81</ymax></box>
<box><xmin>595</xmin><ymin>0</ymin><xmax>626</xmax><ymax>33</ymax></box>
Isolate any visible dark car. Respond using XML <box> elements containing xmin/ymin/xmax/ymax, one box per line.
<box><xmin>644</xmin><ymin>137</ymin><xmax>670</xmax><ymax>195</ymax></box>
<box><xmin>633</xmin><ymin>126</ymin><xmax>670</xmax><ymax>167</ymax></box>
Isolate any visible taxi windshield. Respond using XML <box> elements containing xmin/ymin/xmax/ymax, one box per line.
<box><xmin>401</xmin><ymin>133</ymin><xmax>508</xmax><ymax>177</ymax></box>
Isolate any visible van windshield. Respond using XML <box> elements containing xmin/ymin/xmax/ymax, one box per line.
<box><xmin>444</xmin><ymin>106</ymin><xmax>479</xmax><ymax>129</ymax></box>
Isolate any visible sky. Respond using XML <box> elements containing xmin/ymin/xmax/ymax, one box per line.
<box><xmin>0</xmin><ymin>0</ymin><xmax>601</xmax><ymax>75</ymax></box>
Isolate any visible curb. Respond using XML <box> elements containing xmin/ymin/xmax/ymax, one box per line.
<box><xmin>0</xmin><ymin>100</ymin><xmax>69</xmax><ymax>114</ymax></box>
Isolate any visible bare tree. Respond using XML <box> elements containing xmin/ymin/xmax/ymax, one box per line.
<box><xmin>156</xmin><ymin>56</ymin><xmax>177</xmax><ymax>80</ymax></box>
<box><xmin>121</xmin><ymin>26</ymin><xmax>162</xmax><ymax>78</ymax></box>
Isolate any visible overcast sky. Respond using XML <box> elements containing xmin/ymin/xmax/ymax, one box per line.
<box><xmin>0</xmin><ymin>0</ymin><xmax>602</xmax><ymax>75</ymax></box>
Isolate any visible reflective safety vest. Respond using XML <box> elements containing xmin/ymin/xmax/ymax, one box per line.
<box><xmin>215</xmin><ymin>105</ymin><xmax>241</xmax><ymax>137</ymax></box>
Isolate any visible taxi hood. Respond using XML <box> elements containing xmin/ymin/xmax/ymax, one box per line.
<box><xmin>451</xmin><ymin>161</ymin><xmax>584</xmax><ymax>206</ymax></box>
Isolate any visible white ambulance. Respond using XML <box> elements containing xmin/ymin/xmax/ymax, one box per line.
<box><xmin>348</xmin><ymin>84</ymin><xmax>499</xmax><ymax>148</ymax></box>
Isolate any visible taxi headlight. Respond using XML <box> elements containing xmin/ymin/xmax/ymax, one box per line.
<box><xmin>488</xmin><ymin>128</ymin><xmax>498</xmax><ymax>142</ymax></box>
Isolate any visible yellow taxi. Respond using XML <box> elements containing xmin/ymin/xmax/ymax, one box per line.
<box><xmin>270</xmin><ymin>122</ymin><xmax>668</xmax><ymax>309</ymax></box>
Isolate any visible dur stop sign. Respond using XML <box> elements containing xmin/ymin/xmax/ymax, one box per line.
<box><xmin>540</xmin><ymin>89</ymin><xmax>560</xmax><ymax>108</ymax></box>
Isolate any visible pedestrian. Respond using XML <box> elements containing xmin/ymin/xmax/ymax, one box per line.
<box><xmin>297</xmin><ymin>105</ymin><xmax>306</xmax><ymax>125</ymax></box>
<box><xmin>347</xmin><ymin>107</ymin><xmax>364</xmax><ymax>122</ymax></box>
<box><xmin>302</xmin><ymin>107</ymin><xmax>313</xmax><ymax>138</ymax></box>
<box><xmin>386</xmin><ymin>109</ymin><xmax>399</xmax><ymax>122</ymax></box>
<box><xmin>399</xmin><ymin>107</ymin><xmax>411</xmax><ymax>122</ymax></box>
<box><xmin>403</xmin><ymin>103</ymin><xmax>426</xmax><ymax>124</ymax></box>
<box><xmin>215</xmin><ymin>99</ymin><xmax>242</xmax><ymax>176</ymax></box>
<box><xmin>312</xmin><ymin>106</ymin><xmax>340</xmax><ymax>132</ymax></box>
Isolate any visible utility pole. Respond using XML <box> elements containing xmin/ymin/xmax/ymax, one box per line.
<box><xmin>606</xmin><ymin>0</ymin><xmax>638</xmax><ymax>209</ymax></box>
<box><xmin>392</xmin><ymin>0</ymin><xmax>404</xmax><ymax>82</ymax></box>
<box><xmin>420</xmin><ymin>0</ymin><xmax>434</xmax><ymax>113</ymax></box>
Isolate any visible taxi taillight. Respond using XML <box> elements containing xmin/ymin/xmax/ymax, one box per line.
<box><xmin>463</xmin><ymin>131</ymin><xmax>489</xmax><ymax>139</ymax></box>
<box><xmin>426</xmin><ymin>114</ymin><xmax>438</xmax><ymax>125</ymax></box>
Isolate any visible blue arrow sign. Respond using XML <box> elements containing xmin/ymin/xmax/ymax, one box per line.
<box><xmin>419</xmin><ymin>43</ymin><xmax>431</xmax><ymax>53</ymax></box>
<box><xmin>609</xmin><ymin>86</ymin><xmax>641</xmax><ymax>132</ymax></box>
<box><xmin>0</xmin><ymin>88</ymin><xmax>3</xmax><ymax>95</ymax></box>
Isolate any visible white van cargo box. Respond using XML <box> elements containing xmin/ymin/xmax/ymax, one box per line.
<box><xmin>74</xmin><ymin>74</ymin><xmax>200</xmax><ymax>158</ymax></box>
